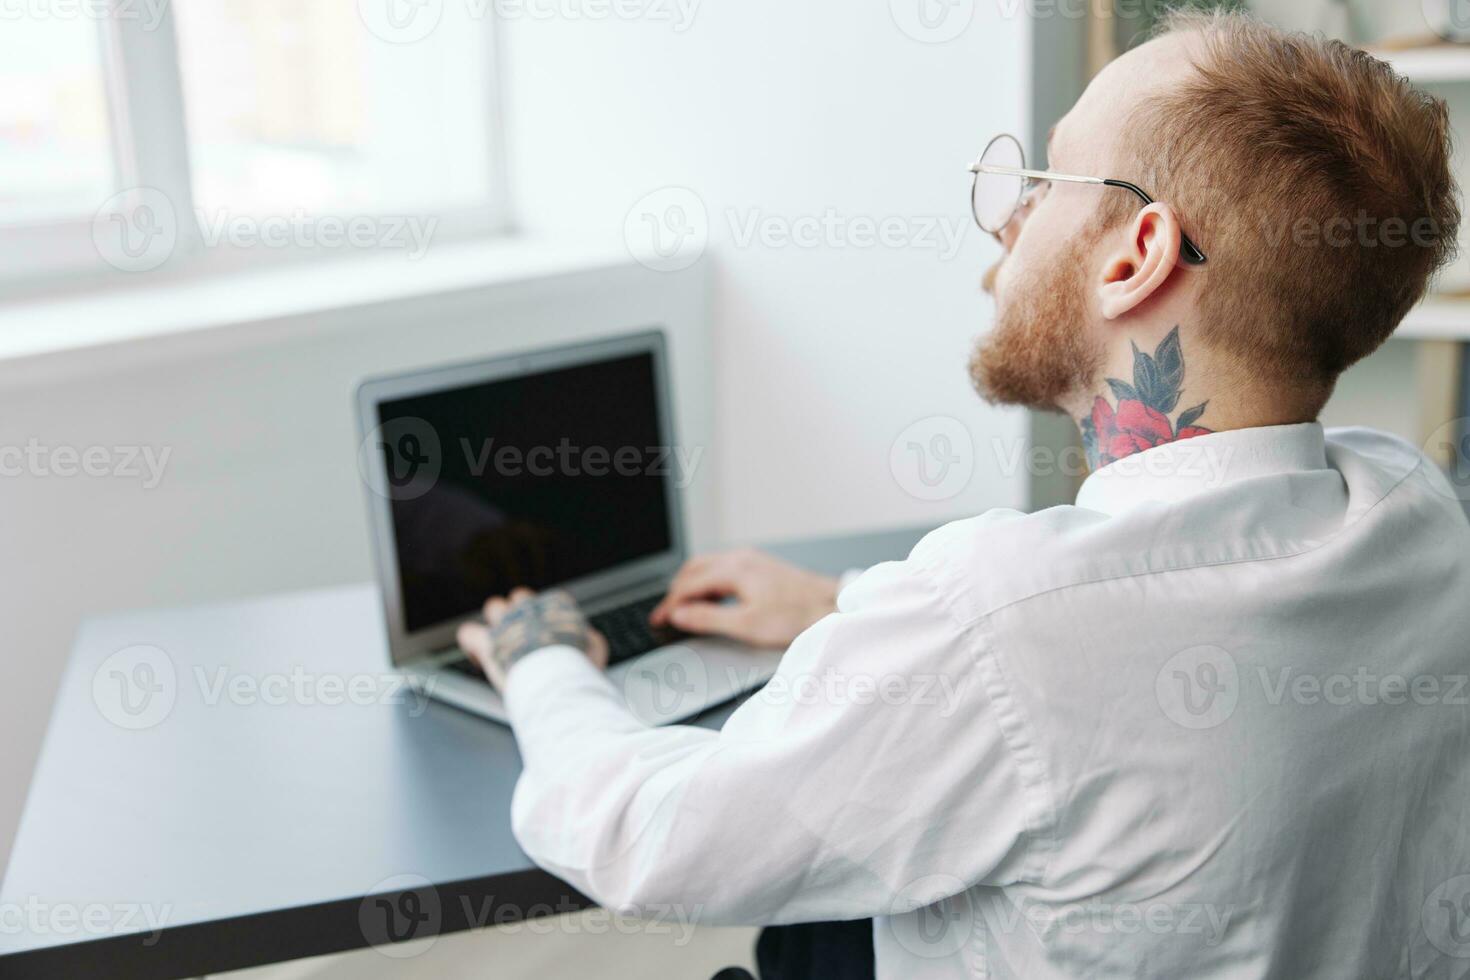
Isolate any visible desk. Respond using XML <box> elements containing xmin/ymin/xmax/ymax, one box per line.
<box><xmin>0</xmin><ymin>525</ymin><xmax>931</xmax><ymax>979</ymax></box>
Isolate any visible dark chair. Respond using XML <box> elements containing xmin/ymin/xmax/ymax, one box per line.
<box><xmin>753</xmin><ymin>920</ymin><xmax>876</xmax><ymax>980</ymax></box>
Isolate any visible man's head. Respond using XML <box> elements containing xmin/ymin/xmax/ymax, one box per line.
<box><xmin>971</xmin><ymin>9</ymin><xmax>1460</xmax><ymax>423</ymax></box>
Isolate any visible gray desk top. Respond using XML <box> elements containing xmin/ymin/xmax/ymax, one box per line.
<box><xmin>0</xmin><ymin>525</ymin><xmax>930</xmax><ymax>979</ymax></box>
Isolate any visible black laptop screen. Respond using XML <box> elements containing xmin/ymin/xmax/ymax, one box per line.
<box><xmin>377</xmin><ymin>350</ymin><xmax>675</xmax><ymax>633</ymax></box>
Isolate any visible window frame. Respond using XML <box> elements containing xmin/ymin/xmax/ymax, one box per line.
<box><xmin>0</xmin><ymin>0</ymin><xmax>509</xmax><ymax>299</ymax></box>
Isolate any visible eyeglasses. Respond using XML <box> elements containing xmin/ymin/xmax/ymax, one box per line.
<box><xmin>969</xmin><ymin>133</ymin><xmax>1208</xmax><ymax>266</ymax></box>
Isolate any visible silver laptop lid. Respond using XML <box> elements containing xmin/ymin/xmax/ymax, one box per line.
<box><xmin>355</xmin><ymin>329</ymin><xmax>688</xmax><ymax>666</ymax></box>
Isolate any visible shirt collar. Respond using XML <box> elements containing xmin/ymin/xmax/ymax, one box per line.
<box><xmin>1075</xmin><ymin>422</ymin><xmax>1328</xmax><ymax>517</ymax></box>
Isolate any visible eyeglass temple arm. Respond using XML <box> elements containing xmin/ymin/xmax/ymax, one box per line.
<box><xmin>971</xmin><ymin>165</ymin><xmax>1208</xmax><ymax>266</ymax></box>
<box><xmin>1103</xmin><ymin>179</ymin><xmax>1208</xmax><ymax>266</ymax></box>
<box><xmin>970</xmin><ymin>163</ymin><xmax>1103</xmax><ymax>186</ymax></box>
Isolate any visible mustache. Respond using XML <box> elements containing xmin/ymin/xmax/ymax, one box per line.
<box><xmin>982</xmin><ymin>260</ymin><xmax>1001</xmax><ymax>295</ymax></box>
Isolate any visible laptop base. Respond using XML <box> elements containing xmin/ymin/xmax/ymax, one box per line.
<box><xmin>400</xmin><ymin>638</ymin><xmax>782</xmax><ymax>727</ymax></box>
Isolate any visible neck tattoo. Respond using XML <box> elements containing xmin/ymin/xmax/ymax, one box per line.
<box><xmin>1079</xmin><ymin>326</ymin><xmax>1213</xmax><ymax>470</ymax></box>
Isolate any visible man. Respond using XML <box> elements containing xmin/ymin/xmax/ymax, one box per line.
<box><xmin>457</xmin><ymin>10</ymin><xmax>1470</xmax><ymax>978</ymax></box>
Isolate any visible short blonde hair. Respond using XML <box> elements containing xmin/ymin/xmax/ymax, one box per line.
<box><xmin>1106</xmin><ymin>8</ymin><xmax>1459</xmax><ymax>403</ymax></box>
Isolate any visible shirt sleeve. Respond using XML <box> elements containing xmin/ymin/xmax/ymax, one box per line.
<box><xmin>503</xmin><ymin>554</ymin><xmax>1040</xmax><ymax>925</ymax></box>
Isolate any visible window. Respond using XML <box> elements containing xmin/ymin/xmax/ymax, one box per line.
<box><xmin>0</xmin><ymin>19</ymin><xmax>115</xmax><ymax>226</ymax></box>
<box><xmin>0</xmin><ymin>0</ymin><xmax>503</xmax><ymax>288</ymax></box>
<box><xmin>174</xmin><ymin>0</ymin><xmax>496</xmax><ymax>217</ymax></box>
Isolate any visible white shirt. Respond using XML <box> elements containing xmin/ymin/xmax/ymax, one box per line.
<box><xmin>504</xmin><ymin>424</ymin><xmax>1470</xmax><ymax>979</ymax></box>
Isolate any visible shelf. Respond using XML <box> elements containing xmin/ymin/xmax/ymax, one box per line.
<box><xmin>1377</xmin><ymin>46</ymin><xmax>1470</xmax><ymax>84</ymax></box>
<box><xmin>1397</xmin><ymin>296</ymin><xmax>1470</xmax><ymax>340</ymax></box>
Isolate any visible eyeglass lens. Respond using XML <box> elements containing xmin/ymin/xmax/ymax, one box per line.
<box><xmin>972</xmin><ymin>134</ymin><xmax>1025</xmax><ymax>233</ymax></box>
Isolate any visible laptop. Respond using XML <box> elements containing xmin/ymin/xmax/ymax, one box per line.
<box><xmin>355</xmin><ymin>328</ymin><xmax>780</xmax><ymax>725</ymax></box>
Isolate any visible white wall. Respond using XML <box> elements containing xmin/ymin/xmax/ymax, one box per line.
<box><xmin>496</xmin><ymin>0</ymin><xmax>1030</xmax><ymax>541</ymax></box>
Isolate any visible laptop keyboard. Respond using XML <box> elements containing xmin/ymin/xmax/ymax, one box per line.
<box><xmin>445</xmin><ymin>593</ymin><xmax>686</xmax><ymax>679</ymax></box>
<box><xmin>445</xmin><ymin>657</ymin><xmax>487</xmax><ymax>678</ymax></box>
<box><xmin>590</xmin><ymin>594</ymin><xmax>688</xmax><ymax>665</ymax></box>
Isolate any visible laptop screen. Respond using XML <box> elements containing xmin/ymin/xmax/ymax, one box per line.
<box><xmin>377</xmin><ymin>350</ymin><xmax>674</xmax><ymax>633</ymax></box>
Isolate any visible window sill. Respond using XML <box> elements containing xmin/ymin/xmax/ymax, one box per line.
<box><xmin>0</xmin><ymin>238</ymin><xmax>638</xmax><ymax>382</ymax></box>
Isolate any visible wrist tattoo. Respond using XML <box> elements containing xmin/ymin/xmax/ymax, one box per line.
<box><xmin>489</xmin><ymin>590</ymin><xmax>593</xmax><ymax>671</ymax></box>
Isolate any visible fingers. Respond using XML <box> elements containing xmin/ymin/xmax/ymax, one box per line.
<box><xmin>483</xmin><ymin>587</ymin><xmax>538</xmax><ymax>627</ymax></box>
<box><xmin>649</xmin><ymin>562</ymin><xmax>698</xmax><ymax>623</ymax></box>
<box><xmin>651</xmin><ymin>561</ymin><xmax>743</xmax><ymax>624</ymax></box>
<box><xmin>483</xmin><ymin>596</ymin><xmax>510</xmax><ymax>626</ymax></box>
<box><xmin>586</xmin><ymin>628</ymin><xmax>610</xmax><ymax>670</ymax></box>
<box><xmin>661</xmin><ymin>555</ymin><xmax>724</xmax><ymax>601</ymax></box>
<box><xmin>456</xmin><ymin>621</ymin><xmax>492</xmax><ymax>667</ymax></box>
<box><xmin>665</xmin><ymin>600</ymin><xmax>750</xmax><ymax>640</ymax></box>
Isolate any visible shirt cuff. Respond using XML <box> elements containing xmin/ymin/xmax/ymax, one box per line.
<box><xmin>838</xmin><ymin>566</ymin><xmax>866</xmax><ymax>593</ymax></box>
<box><xmin>502</xmin><ymin>644</ymin><xmax>641</xmax><ymax>749</ymax></box>
<box><xmin>504</xmin><ymin>644</ymin><xmax>606</xmax><ymax>704</ymax></box>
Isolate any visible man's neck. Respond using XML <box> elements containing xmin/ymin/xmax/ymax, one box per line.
<box><xmin>1065</xmin><ymin>325</ymin><xmax>1312</xmax><ymax>471</ymax></box>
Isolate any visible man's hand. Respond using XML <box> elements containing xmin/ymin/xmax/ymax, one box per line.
<box><xmin>456</xmin><ymin>588</ymin><xmax>609</xmax><ymax>692</ymax></box>
<box><xmin>649</xmin><ymin>549</ymin><xmax>839</xmax><ymax>649</ymax></box>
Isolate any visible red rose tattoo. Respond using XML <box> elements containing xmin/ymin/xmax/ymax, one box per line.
<box><xmin>1080</xmin><ymin>326</ymin><xmax>1211</xmax><ymax>469</ymax></box>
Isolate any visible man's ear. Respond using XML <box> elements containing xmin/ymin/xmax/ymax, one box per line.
<box><xmin>1097</xmin><ymin>203</ymin><xmax>1183</xmax><ymax>320</ymax></box>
